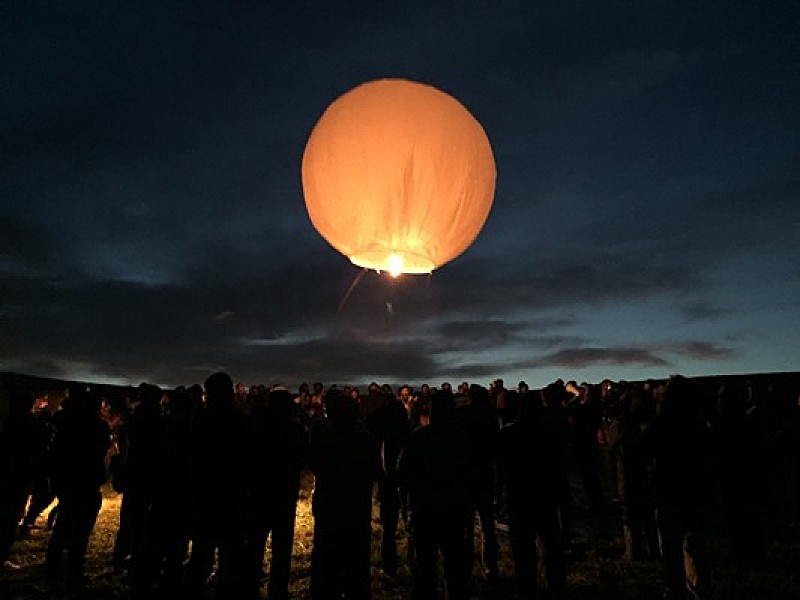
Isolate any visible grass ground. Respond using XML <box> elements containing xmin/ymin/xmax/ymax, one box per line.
<box><xmin>2</xmin><ymin>471</ymin><xmax>798</xmax><ymax>599</ymax></box>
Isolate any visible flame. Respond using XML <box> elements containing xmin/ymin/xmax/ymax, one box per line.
<box><xmin>388</xmin><ymin>253</ymin><xmax>403</xmax><ymax>278</ymax></box>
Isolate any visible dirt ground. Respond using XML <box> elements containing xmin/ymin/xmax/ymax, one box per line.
<box><xmin>2</xmin><ymin>470</ymin><xmax>798</xmax><ymax>600</ymax></box>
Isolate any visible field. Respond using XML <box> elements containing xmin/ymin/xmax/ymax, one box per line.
<box><xmin>2</xmin><ymin>471</ymin><xmax>798</xmax><ymax>600</ymax></box>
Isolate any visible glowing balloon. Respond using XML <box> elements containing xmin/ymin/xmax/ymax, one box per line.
<box><xmin>301</xmin><ymin>78</ymin><xmax>496</xmax><ymax>275</ymax></box>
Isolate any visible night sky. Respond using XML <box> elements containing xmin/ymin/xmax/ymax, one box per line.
<box><xmin>3</xmin><ymin>1</ymin><xmax>799</xmax><ymax>391</ymax></box>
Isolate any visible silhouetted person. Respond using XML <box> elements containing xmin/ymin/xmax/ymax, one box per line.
<box><xmin>455</xmin><ymin>383</ymin><xmax>500</xmax><ymax>582</ymax></box>
<box><xmin>359</xmin><ymin>381</ymin><xmax>387</xmax><ymax>427</ymax></box>
<box><xmin>45</xmin><ymin>388</ymin><xmax>111</xmax><ymax>587</ymax></box>
<box><xmin>111</xmin><ymin>383</ymin><xmax>141</xmax><ymax>572</ymax></box>
<box><xmin>489</xmin><ymin>378</ymin><xmax>508</xmax><ymax>425</ymax></box>
<box><xmin>247</xmin><ymin>387</ymin><xmax>310</xmax><ymax>600</ymax></box>
<box><xmin>143</xmin><ymin>385</ymin><xmax>197</xmax><ymax>593</ymax></box>
<box><xmin>640</xmin><ymin>375</ymin><xmax>713</xmax><ymax>600</ymax></box>
<box><xmin>368</xmin><ymin>383</ymin><xmax>412</xmax><ymax>578</ymax></box>
<box><xmin>497</xmin><ymin>386</ymin><xmax>566</xmax><ymax>597</ymax></box>
<box><xmin>408</xmin><ymin>384</ymin><xmax>430</xmax><ymax>429</ymax></box>
<box><xmin>306</xmin><ymin>381</ymin><xmax>326</xmax><ymax>424</ymax></box>
<box><xmin>599</xmin><ymin>378</ymin><xmax>624</xmax><ymax>502</ymax></box>
<box><xmin>398</xmin><ymin>389</ymin><xmax>476</xmax><ymax>600</ymax></box>
<box><xmin>184</xmin><ymin>372</ymin><xmax>252</xmax><ymax>599</ymax></box>
<box><xmin>618</xmin><ymin>386</ymin><xmax>660</xmax><ymax>561</ymax></box>
<box><xmin>113</xmin><ymin>383</ymin><xmax>165</xmax><ymax>590</ymax></box>
<box><xmin>568</xmin><ymin>383</ymin><xmax>604</xmax><ymax>514</ymax></box>
<box><xmin>542</xmin><ymin>382</ymin><xmax>574</xmax><ymax>551</ymax></box>
<box><xmin>773</xmin><ymin>381</ymin><xmax>800</xmax><ymax>537</ymax></box>
<box><xmin>18</xmin><ymin>396</ymin><xmax>56</xmax><ymax>538</ymax></box>
<box><xmin>309</xmin><ymin>389</ymin><xmax>379</xmax><ymax>600</ymax></box>
<box><xmin>0</xmin><ymin>392</ymin><xmax>45</xmax><ymax>569</ymax></box>
<box><xmin>711</xmin><ymin>382</ymin><xmax>768</xmax><ymax>567</ymax></box>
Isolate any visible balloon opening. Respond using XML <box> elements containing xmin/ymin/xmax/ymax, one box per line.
<box><xmin>349</xmin><ymin>249</ymin><xmax>434</xmax><ymax>275</ymax></box>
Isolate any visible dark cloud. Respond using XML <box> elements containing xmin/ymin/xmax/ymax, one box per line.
<box><xmin>681</xmin><ymin>301</ymin><xmax>730</xmax><ymax>322</ymax></box>
<box><xmin>666</xmin><ymin>341</ymin><xmax>737</xmax><ymax>361</ymax></box>
<box><xmin>531</xmin><ymin>348</ymin><xmax>672</xmax><ymax>370</ymax></box>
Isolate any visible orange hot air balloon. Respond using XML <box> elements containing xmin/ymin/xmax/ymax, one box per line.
<box><xmin>301</xmin><ymin>78</ymin><xmax>496</xmax><ymax>276</ymax></box>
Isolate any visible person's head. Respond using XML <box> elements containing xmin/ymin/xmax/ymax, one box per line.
<box><xmin>467</xmin><ymin>383</ymin><xmax>490</xmax><ymax>407</ymax></box>
<box><xmin>324</xmin><ymin>389</ymin><xmax>356</xmax><ymax>421</ymax></box>
<box><xmin>204</xmin><ymin>372</ymin><xmax>234</xmax><ymax>411</ymax></box>
<box><xmin>398</xmin><ymin>385</ymin><xmax>413</xmax><ymax>402</ymax></box>
<box><xmin>429</xmin><ymin>388</ymin><xmax>456</xmax><ymax>425</ymax></box>
<box><xmin>659</xmin><ymin>374</ymin><xmax>694</xmax><ymax>418</ymax></box>
<box><xmin>246</xmin><ymin>385</ymin><xmax>266</xmax><ymax>409</ymax></box>
<box><xmin>517</xmin><ymin>390</ymin><xmax>544</xmax><ymax>423</ymax></box>
<box><xmin>187</xmin><ymin>383</ymin><xmax>204</xmax><ymax>404</ymax></box>
<box><xmin>268</xmin><ymin>388</ymin><xmax>294</xmax><ymax>419</ymax></box>
<box><xmin>565</xmin><ymin>380</ymin><xmax>580</xmax><ymax>397</ymax></box>
<box><xmin>138</xmin><ymin>383</ymin><xmax>163</xmax><ymax>417</ymax></box>
<box><xmin>169</xmin><ymin>387</ymin><xmax>195</xmax><ymax>419</ymax></box>
<box><xmin>580</xmin><ymin>383</ymin><xmax>596</xmax><ymax>403</ymax></box>
<box><xmin>541</xmin><ymin>381</ymin><xmax>567</xmax><ymax>407</ymax></box>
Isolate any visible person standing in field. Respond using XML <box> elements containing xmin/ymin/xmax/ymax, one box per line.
<box><xmin>0</xmin><ymin>392</ymin><xmax>46</xmax><ymax>570</ymax></box>
<box><xmin>368</xmin><ymin>383</ymin><xmax>412</xmax><ymax>579</ymax></box>
<box><xmin>398</xmin><ymin>388</ymin><xmax>476</xmax><ymax>600</ymax></box>
<box><xmin>497</xmin><ymin>384</ymin><xmax>567</xmax><ymax>597</ymax></box>
<box><xmin>455</xmin><ymin>383</ymin><xmax>500</xmax><ymax>583</ymax></box>
<box><xmin>640</xmin><ymin>375</ymin><xmax>713</xmax><ymax>600</ymax></box>
<box><xmin>246</xmin><ymin>387</ymin><xmax>310</xmax><ymax>600</ymax></box>
<box><xmin>45</xmin><ymin>388</ymin><xmax>111</xmax><ymax>587</ymax></box>
<box><xmin>309</xmin><ymin>389</ymin><xmax>379</xmax><ymax>600</ymax></box>
<box><xmin>184</xmin><ymin>372</ymin><xmax>252</xmax><ymax>599</ymax></box>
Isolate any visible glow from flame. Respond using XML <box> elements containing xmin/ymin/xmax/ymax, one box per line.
<box><xmin>388</xmin><ymin>253</ymin><xmax>403</xmax><ymax>278</ymax></box>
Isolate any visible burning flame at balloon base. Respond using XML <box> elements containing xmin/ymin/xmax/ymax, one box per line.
<box><xmin>336</xmin><ymin>254</ymin><xmax>404</xmax><ymax>314</ymax></box>
<box><xmin>386</xmin><ymin>253</ymin><xmax>404</xmax><ymax>278</ymax></box>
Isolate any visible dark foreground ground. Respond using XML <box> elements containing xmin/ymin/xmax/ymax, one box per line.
<box><xmin>2</xmin><ymin>471</ymin><xmax>798</xmax><ymax>600</ymax></box>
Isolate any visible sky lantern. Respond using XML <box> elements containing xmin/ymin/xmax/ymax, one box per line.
<box><xmin>301</xmin><ymin>78</ymin><xmax>496</xmax><ymax>277</ymax></box>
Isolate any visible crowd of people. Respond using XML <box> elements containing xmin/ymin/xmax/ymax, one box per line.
<box><xmin>1</xmin><ymin>372</ymin><xmax>799</xmax><ymax>600</ymax></box>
